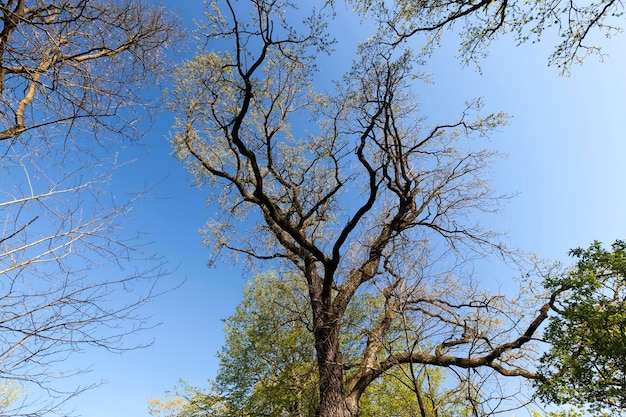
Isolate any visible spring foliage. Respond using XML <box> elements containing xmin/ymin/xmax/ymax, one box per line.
<box><xmin>152</xmin><ymin>272</ymin><xmax>471</xmax><ymax>417</ymax></box>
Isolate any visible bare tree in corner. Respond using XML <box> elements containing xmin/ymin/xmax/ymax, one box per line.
<box><xmin>0</xmin><ymin>1</ymin><xmax>181</xmax><ymax>415</ymax></box>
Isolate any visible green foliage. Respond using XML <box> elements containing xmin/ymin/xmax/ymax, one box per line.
<box><xmin>537</xmin><ymin>240</ymin><xmax>626</xmax><ymax>412</ymax></box>
<box><xmin>213</xmin><ymin>273</ymin><xmax>318</xmax><ymax>417</ymax></box>
<box><xmin>148</xmin><ymin>382</ymin><xmax>227</xmax><ymax>417</ymax></box>
<box><xmin>359</xmin><ymin>367</ymin><xmax>472</xmax><ymax>417</ymax></box>
<box><xmin>530</xmin><ymin>405</ymin><xmax>613</xmax><ymax>417</ymax></box>
<box><xmin>0</xmin><ymin>380</ymin><xmax>21</xmax><ymax>411</ymax></box>
<box><xmin>148</xmin><ymin>396</ymin><xmax>186</xmax><ymax>417</ymax></box>
<box><xmin>161</xmin><ymin>272</ymin><xmax>469</xmax><ymax>417</ymax></box>
<box><xmin>151</xmin><ymin>273</ymin><xmax>316</xmax><ymax>417</ymax></box>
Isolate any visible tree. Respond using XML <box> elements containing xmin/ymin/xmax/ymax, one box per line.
<box><xmin>0</xmin><ymin>0</ymin><xmax>177</xmax><ymax>142</ymax></box>
<box><xmin>349</xmin><ymin>0</ymin><xmax>625</xmax><ymax>73</ymax></box>
<box><xmin>537</xmin><ymin>240</ymin><xmax>626</xmax><ymax>414</ymax></box>
<box><xmin>209</xmin><ymin>273</ymin><xmax>318</xmax><ymax>417</ymax></box>
<box><xmin>0</xmin><ymin>1</ymin><xmax>180</xmax><ymax>415</ymax></box>
<box><xmin>153</xmin><ymin>272</ymin><xmax>472</xmax><ymax>417</ymax></box>
<box><xmin>148</xmin><ymin>396</ymin><xmax>187</xmax><ymax>417</ymax></box>
<box><xmin>160</xmin><ymin>273</ymin><xmax>318</xmax><ymax>417</ymax></box>
<box><xmin>169</xmin><ymin>1</ymin><xmax>561</xmax><ymax>416</ymax></box>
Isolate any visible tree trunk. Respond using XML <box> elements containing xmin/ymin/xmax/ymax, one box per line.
<box><xmin>315</xmin><ymin>324</ymin><xmax>357</xmax><ymax>417</ymax></box>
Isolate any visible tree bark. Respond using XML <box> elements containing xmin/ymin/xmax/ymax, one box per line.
<box><xmin>316</xmin><ymin>324</ymin><xmax>355</xmax><ymax>417</ymax></box>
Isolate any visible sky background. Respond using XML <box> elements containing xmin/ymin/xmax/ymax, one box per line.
<box><xmin>54</xmin><ymin>1</ymin><xmax>626</xmax><ymax>416</ymax></box>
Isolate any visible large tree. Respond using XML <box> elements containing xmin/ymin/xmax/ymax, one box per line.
<box><xmin>0</xmin><ymin>1</ymin><xmax>180</xmax><ymax>415</ymax></box>
<box><xmin>168</xmin><ymin>1</ymin><xmax>565</xmax><ymax>416</ymax></box>
<box><xmin>351</xmin><ymin>0</ymin><xmax>625</xmax><ymax>73</ymax></box>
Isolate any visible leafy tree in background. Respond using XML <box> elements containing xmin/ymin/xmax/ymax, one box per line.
<box><xmin>151</xmin><ymin>272</ymin><xmax>472</xmax><ymax>417</ymax></box>
<box><xmin>0</xmin><ymin>1</ymin><xmax>181</xmax><ymax>415</ymax></box>
<box><xmin>168</xmin><ymin>1</ymin><xmax>566</xmax><ymax>415</ymax></box>
<box><xmin>148</xmin><ymin>396</ymin><xmax>186</xmax><ymax>417</ymax></box>
<box><xmin>350</xmin><ymin>0</ymin><xmax>625</xmax><ymax>73</ymax></box>
<box><xmin>537</xmin><ymin>240</ymin><xmax>626</xmax><ymax>414</ymax></box>
<box><xmin>0</xmin><ymin>381</ymin><xmax>22</xmax><ymax>412</ymax></box>
<box><xmin>211</xmin><ymin>273</ymin><xmax>318</xmax><ymax>417</ymax></box>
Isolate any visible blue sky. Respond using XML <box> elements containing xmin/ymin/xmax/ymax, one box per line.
<box><xmin>56</xmin><ymin>1</ymin><xmax>626</xmax><ymax>416</ymax></box>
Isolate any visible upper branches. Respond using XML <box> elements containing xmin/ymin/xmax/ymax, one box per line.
<box><xmin>0</xmin><ymin>150</ymin><xmax>171</xmax><ymax>416</ymax></box>
<box><xmin>351</xmin><ymin>0</ymin><xmax>625</xmax><ymax>73</ymax></box>
<box><xmin>171</xmin><ymin>0</ymin><xmax>510</xmax><ymax>299</ymax></box>
<box><xmin>0</xmin><ymin>1</ymin><xmax>181</xmax><ymax>414</ymax></box>
<box><xmin>172</xmin><ymin>0</ymin><xmax>337</xmax><ymax>268</ymax></box>
<box><xmin>0</xmin><ymin>0</ymin><xmax>181</xmax><ymax>144</ymax></box>
<box><xmin>172</xmin><ymin>1</ymin><xmax>508</xmax><ymax>283</ymax></box>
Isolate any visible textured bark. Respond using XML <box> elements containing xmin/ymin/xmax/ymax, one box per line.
<box><xmin>316</xmin><ymin>326</ymin><xmax>353</xmax><ymax>417</ymax></box>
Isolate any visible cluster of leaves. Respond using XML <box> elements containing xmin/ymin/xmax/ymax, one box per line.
<box><xmin>538</xmin><ymin>240</ymin><xmax>626</xmax><ymax>413</ymax></box>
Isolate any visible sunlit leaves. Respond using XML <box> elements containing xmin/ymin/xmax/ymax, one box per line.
<box><xmin>538</xmin><ymin>240</ymin><xmax>626</xmax><ymax>412</ymax></box>
<box><xmin>168</xmin><ymin>1</ymin><xmax>543</xmax><ymax>415</ymax></box>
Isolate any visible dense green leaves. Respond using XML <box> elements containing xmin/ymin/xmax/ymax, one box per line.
<box><xmin>214</xmin><ymin>273</ymin><xmax>318</xmax><ymax>417</ymax></box>
<box><xmin>538</xmin><ymin>240</ymin><xmax>626</xmax><ymax>412</ymax></box>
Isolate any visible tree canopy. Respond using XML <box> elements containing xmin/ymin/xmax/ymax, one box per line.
<box><xmin>157</xmin><ymin>0</ymin><xmax>626</xmax><ymax>415</ymax></box>
<box><xmin>350</xmin><ymin>0</ymin><xmax>625</xmax><ymax>73</ymax></box>
<box><xmin>151</xmin><ymin>272</ymin><xmax>473</xmax><ymax>417</ymax></box>
<box><xmin>168</xmin><ymin>1</ymin><xmax>561</xmax><ymax>415</ymax></box>
<box><xmin>2</xmin><ymin>0</ymin><xmax>624</xmax><ymax>415</ymax></box>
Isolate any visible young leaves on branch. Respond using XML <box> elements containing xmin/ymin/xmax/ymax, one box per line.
<box><xmin>169</xmin><ymin>1</ymin><xmax>617</xmax><ymax>415</ymax></box>
<box><xmin>350</xmin><ymin>0</ymin><xmax>625</xmax><ymax>73</ymax></box>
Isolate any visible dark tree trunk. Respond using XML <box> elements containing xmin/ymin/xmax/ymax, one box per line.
<box><xmin>315</xmin><ymin>320</ymin><xmax>357</xmax><ymax>417</ymax></box>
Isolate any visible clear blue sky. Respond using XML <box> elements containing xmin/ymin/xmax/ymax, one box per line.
<box><xmin>60</xmin><ymin>1</ymin><xmax>626</xmax><ymax>416</ymax></box>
